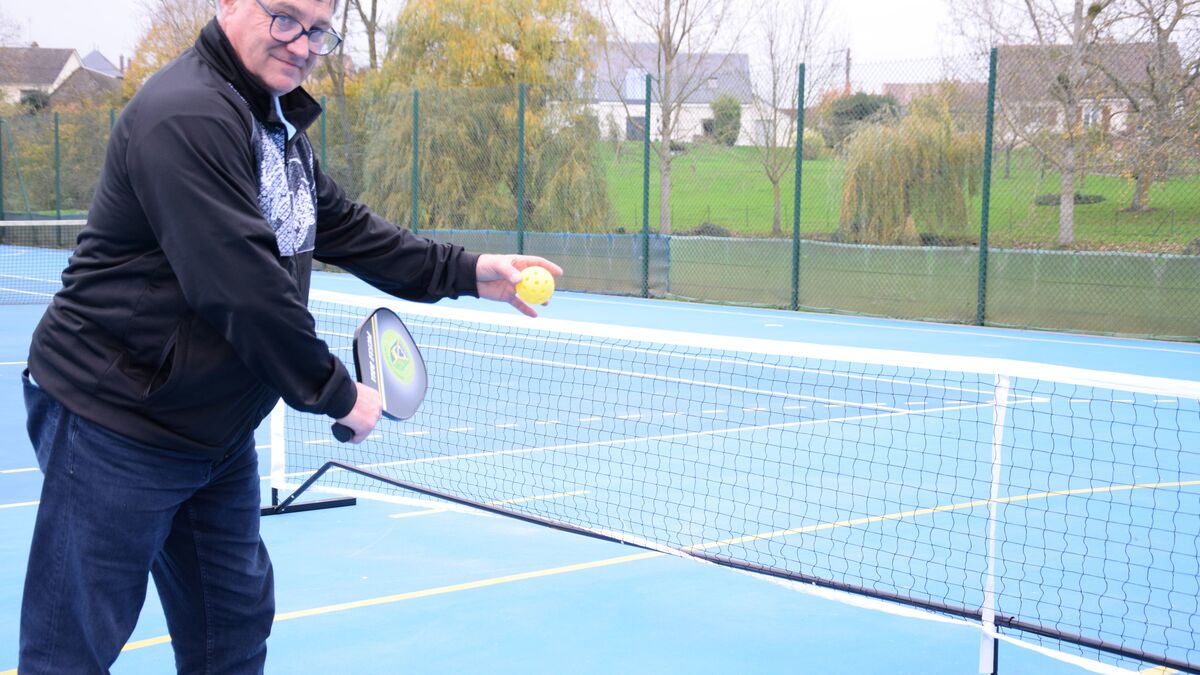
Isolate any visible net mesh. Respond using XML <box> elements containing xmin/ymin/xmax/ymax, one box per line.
<box><xmin>0</xmin><ymin>220</ymin><xmax>80</xmax><ymax>304</ymax></box>
<box><xmin>277</xmin><ymin>289</ymin><xmax>1200</xmax><ymax>672</ymax></box>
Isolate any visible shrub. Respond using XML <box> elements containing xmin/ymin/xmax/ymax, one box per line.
<box><xmin>677</xmin><ymin>222</ymin><xmax>733</xmax><ymax>237</ymax></box>
<box><xmin>1034</xmin><ymin>193</ymin><xmax>1105</xmax><ymax>206</ymax></box>
<box><xmin>711</xmin><ymin>94</ymin><xmax>742</xmax><ymax>147</ymax></box>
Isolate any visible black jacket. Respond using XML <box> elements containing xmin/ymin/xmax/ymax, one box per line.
<box><xmin>28</xmin><ymin>21</ymin><xmax>479</xmax><ymax>458</ymax></box>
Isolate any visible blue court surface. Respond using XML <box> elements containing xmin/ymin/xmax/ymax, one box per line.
<box><xmin>1</xmin><ymin>263</ymin><xmax>1198</xmax><ymax>674</ymax></box>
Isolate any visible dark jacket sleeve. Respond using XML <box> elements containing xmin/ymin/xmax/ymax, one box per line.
<box><xmin>125</xmin><ymin>104</ymin><xmax>357</xmax><ymax>419</ymax></box>
<box><xmin>311</xmin><ymin>162</ymin><xmax>480</xmax><ymax>302</ymax></box>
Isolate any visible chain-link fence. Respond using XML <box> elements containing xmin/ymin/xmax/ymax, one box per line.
<box><xmin>3</xmin><ymin>48</ymin><xmax>1197</xmax><ymax>339</ymax></box>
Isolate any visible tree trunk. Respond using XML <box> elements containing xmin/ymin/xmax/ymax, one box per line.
<box><xmin>1128</xmin><ymin>172</ymin><xmax>1151</xmax><ymax>211</ymax></box>
<box><xmin>771</xmin><ymin>180</ymin><xmax>782</xmax><ymax>236</ymax></box>
<box><xmin>659</xmin><ymin>156</ymin><xmax>672</xmax><ymax>234</ymax></box>
<box><xmin>1059</xmin><ymin>142</ymin><xmax>1075</xmax><ymax>245</ymax></box>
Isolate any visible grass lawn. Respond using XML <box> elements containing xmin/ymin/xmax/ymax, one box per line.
<box><xmin>598</xmin><ymin>142</ymin><xmax>1200</xmax><ymax>252</ymax></box>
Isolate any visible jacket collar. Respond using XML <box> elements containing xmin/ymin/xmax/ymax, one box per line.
<box><xmin>193</xmin><ymin>19</ymin><xmax>323</xmax><ymax>134</ymax></box>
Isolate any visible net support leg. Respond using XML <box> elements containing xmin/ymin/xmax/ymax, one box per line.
<box><xmin>261</xmin><ymin>400</ymin><xmax>355</xmax><ymax>516</ymax></box>
<box><xmin>980</xmin><ymin>374</ymin><xmax>1011</xmax><ymax>675</ymax></box>
<box><xmin>261</xmin><ymin>460</ymin><xmax>357</xmax><ymax>516</ymax></box>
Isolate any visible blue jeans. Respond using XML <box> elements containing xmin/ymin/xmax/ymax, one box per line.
<box><xmin>20</xmin><ymin>371</ymin><xmax>274</xmax><ymax>674</ymax></box>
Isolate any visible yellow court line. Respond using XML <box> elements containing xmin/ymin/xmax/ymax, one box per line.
<box><xmin>100</xmin><ymin>551</ymin><xmax>661</xmax><ymax>656</ymax></box>
<box><xmin>273</xmin><ymin>551</ymin><xmax>660</xmax><ymax>622</ymax></box>
<box><xmin>687</xmin><ymin>479</ymin><xmax>1200</xmax><ymax>552</ymax></box>
<box><xmin>1</xmin><ymin>477</ymin><xmax>1193</xmax><ymax>669</ymax></box>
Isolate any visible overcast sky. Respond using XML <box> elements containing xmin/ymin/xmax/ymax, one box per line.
<box><xmin>6</xmin><ymin>0</ymin><xmax>967</xmax><ymax>86</ymax></box>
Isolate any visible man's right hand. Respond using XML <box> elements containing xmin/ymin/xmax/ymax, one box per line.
<box><xmin>335</xmin><ymin>382</ymin><xmax>382</xmax><ymax>443</ymax></box>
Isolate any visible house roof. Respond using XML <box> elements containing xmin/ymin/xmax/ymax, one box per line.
<box><xmin>50</xmin><ymin>66</ymin><xmax>122</xmax><ymax>106</ymax></box>
<box><xmin>593</xmin><ymin>42</ymin><xmax>753</xmax><ymax>105</ymax></box>
<box><xmin>0</xmin><ymin>46</ymin><xmax>77</xmax><ymax>86</ymax></box>
<box><xmin>883</xmin><ymin>81</ymin><xmax>989</xmax><ymax>111</ymax></box>
<box><xmin>996</xmin><ymin>42</ymin><xmax>1184</xmax><ymax>103</ymax></box>
<box><xmin>82</xmin><ymin>50</ymin><xmax>122</xmax><ymax>78</ymax></box>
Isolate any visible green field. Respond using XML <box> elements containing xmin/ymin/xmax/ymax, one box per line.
<box><xmin>599</xmin><ymin>143</ymin><xmax>1200</xmax><ymax>251</ymax></box>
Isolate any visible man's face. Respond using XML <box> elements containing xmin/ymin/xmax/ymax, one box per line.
<box><xmin>218</xmin><ymin>0</ymin><xmax>333</xmax><ymax>96</ymax></box>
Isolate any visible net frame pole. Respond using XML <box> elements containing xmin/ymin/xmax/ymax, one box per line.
<box><xmin>977</xmin><ymin>47</ymin><xmax>998</xmax><ymax>326</ymax></box>
<box><xmin>261</xmin><ymin>403</ymin><xmax>356</xmax><ymax>516</ymax></box>
<box><xmin>980</xmin><ymin>373</ymin><xmax>1010</xmax><ymax>674</ymax></box>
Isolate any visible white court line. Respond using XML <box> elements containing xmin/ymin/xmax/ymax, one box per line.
<box><xmin>563</xmin><ymin>295</ymin><xmax>1200</xmax><ymax>357</ymax></box>
<box><xmin>3</xmin><ymin>450</ymin><xmax>276</xmax><ymax>477</ymax></box>
<box><xmin>0</xmin><ymin>272</ymin><xmax>59</xmax><ymax>282</ymax></box>
<box><xmin>0</xmin><ymin>361</ymin><xmax>27</xmax><ymax>366</ymax></box>
<box><xmin>0</xmin><ymin>500</ymin><xmax>39</xmax><ymax>509</ymax></box>
<box><xmin>292</xmin><ymin>400</ymin><xmax>1022</xmax><ymax>478</ymax></box>
<box><xmin>0</xmin><ymin>287</ymin><xmax>55</xmax><ymax>298</ymax></box>
<box><xmin>388</xmin><ymin>490</ymin><xmax>590</xmax><ymax>519</ymax></box>
<box><xmin>427</xmin><ymin>338</ymin><xmax>939</xmax><ymax>414</ymax></box>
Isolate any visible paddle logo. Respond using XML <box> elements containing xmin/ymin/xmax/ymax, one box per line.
<box><xmin>381</xmin><ymin>329</ymin><xmax>415</xmax><ymax>384</ymax></box>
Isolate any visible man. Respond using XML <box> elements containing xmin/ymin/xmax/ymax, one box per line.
<box><xmin>19</xmin><ymin>0</ymin><xmax>562</xmax><ymax>671</ymax></box>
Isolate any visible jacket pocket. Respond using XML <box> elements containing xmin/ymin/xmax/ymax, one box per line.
<box><xmin>142</xmin><ymin>321</ymin><xmax>184</xmax><ymax>400</ymax></box>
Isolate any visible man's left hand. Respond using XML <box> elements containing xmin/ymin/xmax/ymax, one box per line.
<box><xmin>475</xmin><ymin>254</ymin><xmax>564</xmax><ymax>317</ymax></box>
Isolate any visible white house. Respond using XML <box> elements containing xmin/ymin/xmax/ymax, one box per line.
<box><xmin>590</xmin><ymin>42</ymin><xmax>761</xmax><ymax>146</ymax></box>
<box><xmin>0</xmin><ymin>45</ymin><xmax>121</xmax><ymax>107</ymax></box>
<box><xmin>995</xmin><ymin>42</ymin><xmax>1185</xmax><ymax>136</ymax></box>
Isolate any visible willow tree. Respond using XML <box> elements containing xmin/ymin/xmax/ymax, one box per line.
<box><xmin>839</xmin><ymin>94</ymin><xmax>982</xmax><ymax>245</ymax></box>
<box><xmin>123</xmin><ymin>0</ymin><xmax>212</xmax><ymax>98</ymax></box>
<box><xmin>358</xmin><ymin>0</ymin><xmax>611</xmax><ymax>232</ymax></box>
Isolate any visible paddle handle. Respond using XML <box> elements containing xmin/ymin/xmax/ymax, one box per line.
<box><xmin>331</xmin><ymin>422</ymin><xmax>354</xmax><ymax>442</ymax></box>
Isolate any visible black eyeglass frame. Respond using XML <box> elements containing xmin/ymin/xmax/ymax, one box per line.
<box><xmin>252</xmin><ymin>0</ymin><xmax>343</xmax><ymax>56</ymax></box>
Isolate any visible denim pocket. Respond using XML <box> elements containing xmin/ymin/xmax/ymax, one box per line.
<box><xmin>23</xmin><ymin>369</ymin><xmax>62</xmax><ymax>473</ymax></box>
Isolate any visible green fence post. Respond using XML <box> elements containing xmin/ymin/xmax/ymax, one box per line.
<box><xmin>516</xmin><ymin>83</ymin><xmax>527</xmax><ymax>255</ymax></box>
<box><xmin>109</xmin><ymin>108</ymin><xmax>115</xmax><ymax>131</ymax></box>
<box><xmin>791</xmin><ymin>64</ymin><xmax>806</xmax><ymax>312</ymax></box>
<box><xmin>0</xmin><ymin>119</ymin><xmax>5</xmax><ymax>219</ymax></box>
<box><xmin>54</xmin><ymin>112</ymin><xmax>61</xmax><ymax>220</ymax></box>
<box><xmin>977</xmin><ymin>47</ymin><xmax>998</xmax><ymax>326</ymax></box>
<box><xmin>319</xmin><ymin>95</ymin><xmax>327</xmax><ymax>169</ymax></box>
<box><xmin>411</xmin><ymin>89</ymin><xmax>420</xmax><ymax>234</ymax></box>
<box><xmin>641</xmin><ymin>73</ymin><xmax>652</xmax><ymax>298</ymax></box>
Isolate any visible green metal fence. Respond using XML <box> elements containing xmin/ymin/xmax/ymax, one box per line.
<box><xmin>3</xmin><ymin>49</ymin><xmax>1198</xmax><ymax>340</ymax></box>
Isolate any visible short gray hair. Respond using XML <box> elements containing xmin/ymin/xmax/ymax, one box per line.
<box><xmin>215</xmin><ymin>0</ymin><xmax>341</xmax><ymax>19</ymax></box>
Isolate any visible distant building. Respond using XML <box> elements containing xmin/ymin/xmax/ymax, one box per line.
<box><xmin>590</xmin><ymin>42</ymin><xmax>760</xmax><ymax>146</ymax></box>
<box><xmin>995</xmin><ymin>42</ymin><xmax>1184</xmax><ymax>135</ymax></box>
<box><xmin>882</xmin><ymin>81</ymin><xmax>988</xmax><ymax>112</ymax></box>
<box><xmin>0</xmin><ymin>45</ymin><xmax>122</xmax><ymax>108</ymax></box>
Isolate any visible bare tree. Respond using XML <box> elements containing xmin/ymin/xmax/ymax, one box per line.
<box><xmin>350</xmin><ymin>0</ymin><xmax>385</xmax><ymax>70</ymax></box>
<box><xmin>1098</xmin><ymin>0</ymin><xmax>1200</xmax><ymax>211</ymax></box>
<box><xmin>956</xmin><ymin>0</ymin><xmax>1119</xmax><ymax>245</ymax></box>
<box><xmin>748</xmin><ymin>0</ymin><xmax>837</xmax><ymax>236</ymax></box>
<box><xmin>598</xmin><ymin>0</ymin><xmax>749</xmax><ymax>234</ymax></box>
<box><xmin>123</xmin><ymin>0</ymin><xmax>212</xmax><ymax>94</ymax></box>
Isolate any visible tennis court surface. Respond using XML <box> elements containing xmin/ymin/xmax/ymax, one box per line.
<box><xmin>1</xmin><ymin>219</ymin><xmax>1198</xmax><ymax>674</ymax></box>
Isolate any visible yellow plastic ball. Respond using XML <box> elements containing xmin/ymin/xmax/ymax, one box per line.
<box><xmin>515</xmin><ymin>266</ymin><xmax>555</xmax><ymax>305</ymax></box>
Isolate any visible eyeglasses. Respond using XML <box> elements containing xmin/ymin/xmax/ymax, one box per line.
<box><xmin>253</xmin><ymin>0</ymin><xmax>343</xmax><ymax>56</ymax></box>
